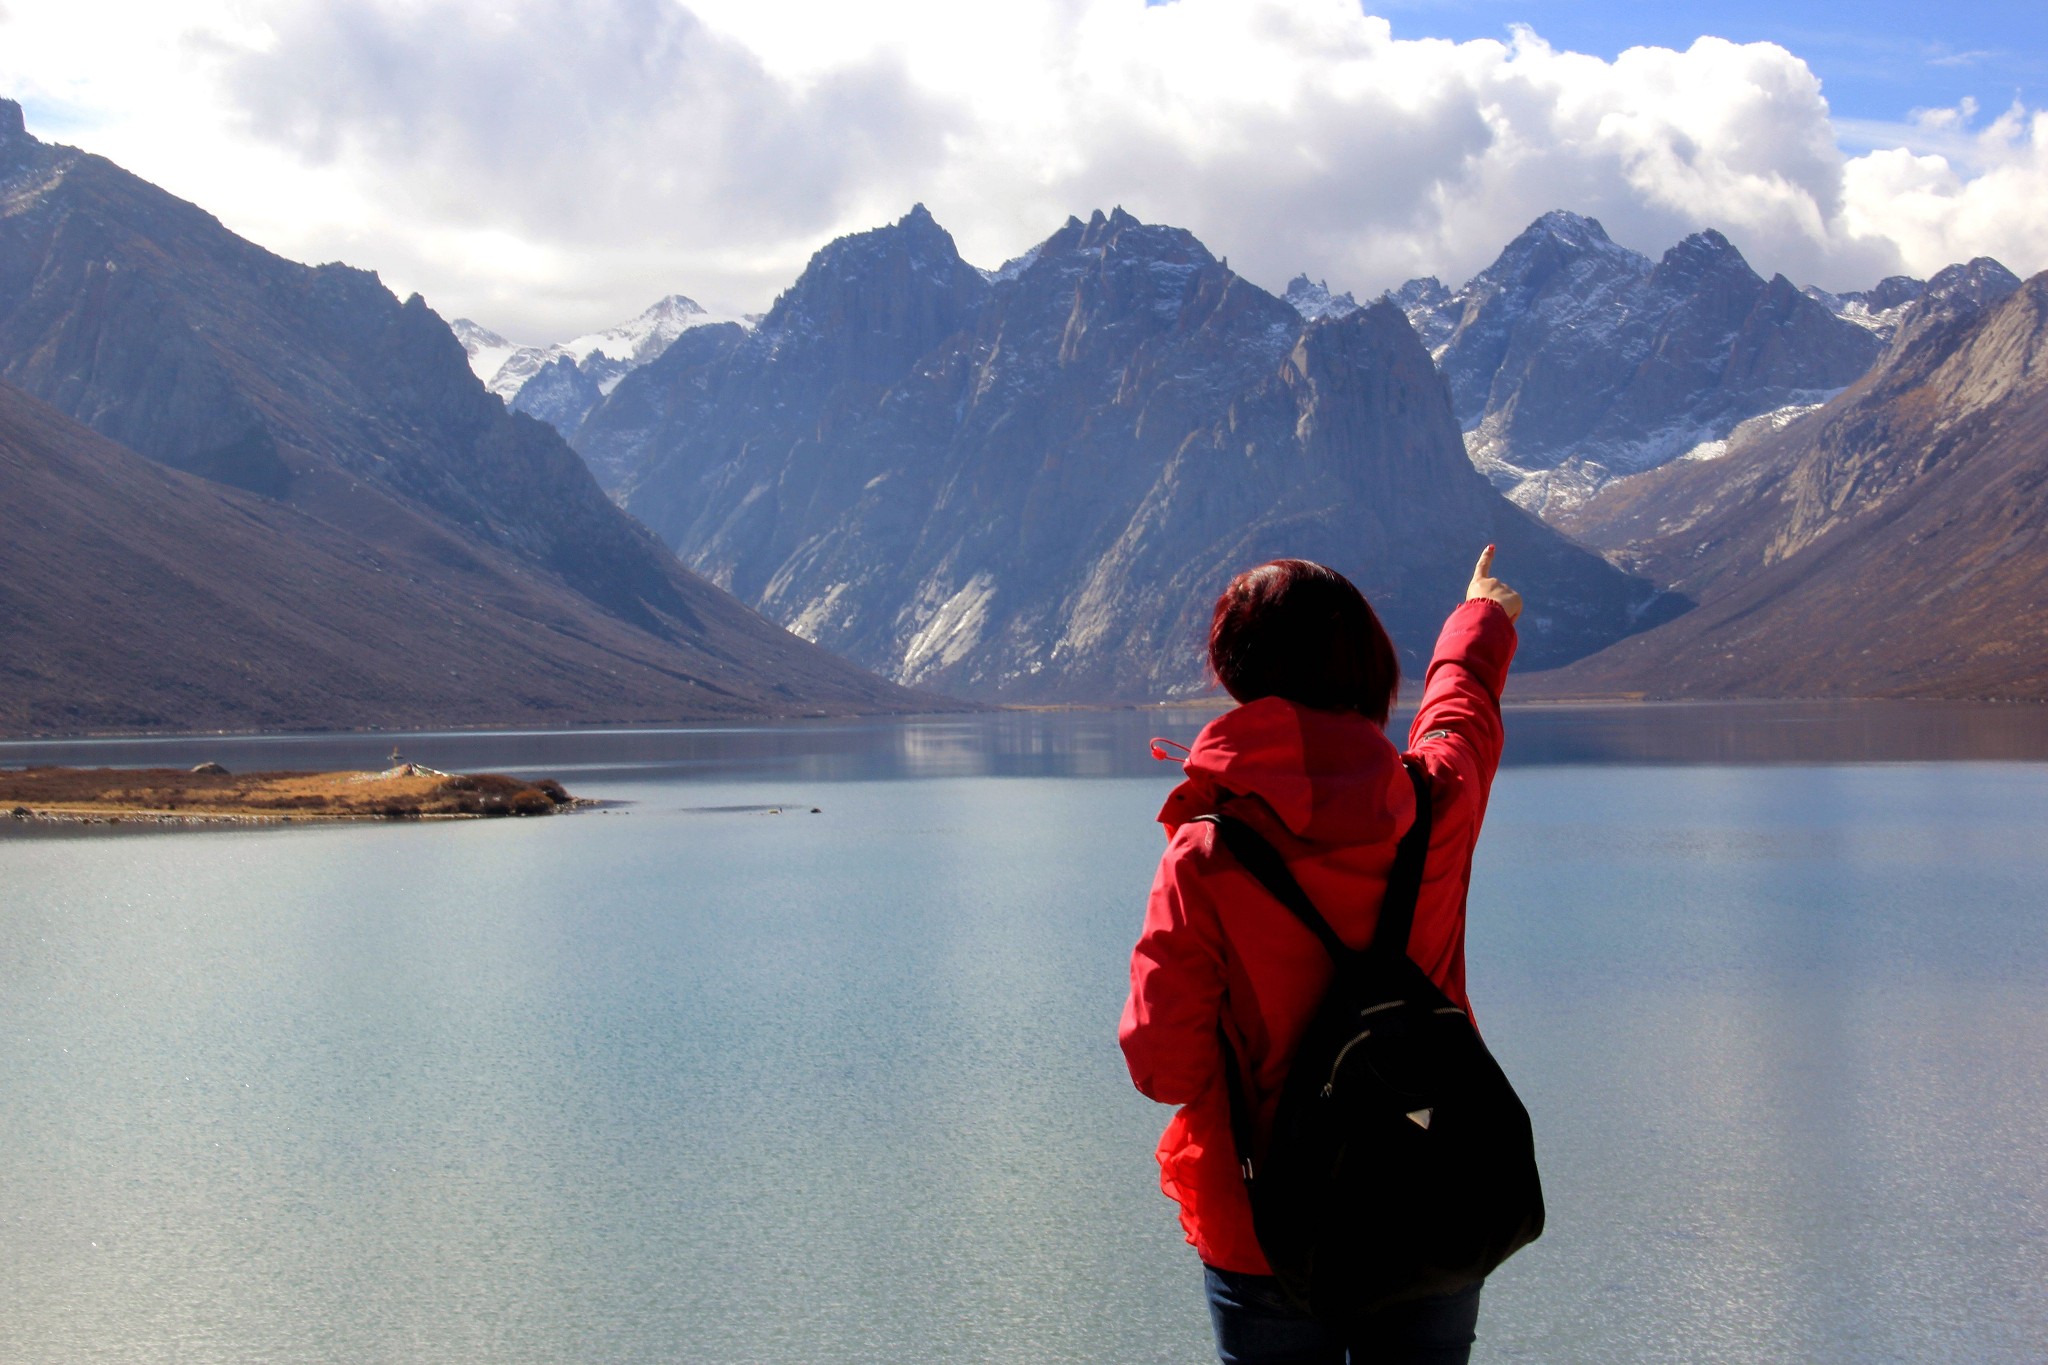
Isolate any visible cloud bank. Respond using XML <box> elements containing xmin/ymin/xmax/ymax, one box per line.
<box><xmin>3</xmin><ymin>0</ymin><xmax>2043</xmax><ymax>340</ymax></box>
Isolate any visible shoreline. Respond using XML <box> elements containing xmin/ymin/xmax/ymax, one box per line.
<box><xmin>1</xmin><ymin>765</ymin><xmax>583</xmax><ymax>828</ymax></box>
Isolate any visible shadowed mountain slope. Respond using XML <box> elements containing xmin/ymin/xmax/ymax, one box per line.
<box><xmin>580</xmin><ymin>207</ymin><xmax>1659</xmax><ymax>700</ymax></box>
<box><xmin>0</xmin><ymin>99</ymin><xmax>927</xmax><ymax>731</ymax></box>
<box><xmin>0</xmin><ymin>382</ymin><xmax>930</xmax><ymax>732</ymax></box>
<box><xmin>1536</xmin><ymin>262</ymin><xmax>2048</xmax><ymax>700</ymax></box>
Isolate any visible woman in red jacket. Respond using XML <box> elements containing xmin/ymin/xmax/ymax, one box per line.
<box><xmin>1120</xmin><ymin>548</ymin><xmax>1522</xmax><ymax>1365</ymax></box>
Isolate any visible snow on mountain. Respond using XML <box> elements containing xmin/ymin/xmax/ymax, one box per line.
<box><xmin>466</xmin><ymin>295</ymin><xmax>755</xmax><ymax>438</ymax></box>
<box><xmin>1388</xmin><ymin>276</ymin><xmax>1454</xmax><ymax>352</ymax></box>
<box><xmin>1801</xmin><ymin>276</ymin><xmax>1926</xmax><ymax>342</ymax></box>
<box><xmin>1282</xmin><ymin>274</ymin><xmax>1359</xmax><ymax>321</ymax></box>
<box><xmin>1545</xmin><ymin>267</ymin><xmax>2048</xmax><ymax>701</ymax></box>
<box><xmin>574</xmin><ymin>205</ymin><xmax>1653</xmax><ymax>701</ymax></box>
<box><xmin>450</xmin><ymin>318</ymin><xmax>521</xmax><ymax>387</ymax></box>
<box><xmin>1399</xmin><ymin>212</ymin><xmax>1884</xmax><ymax>508</ymax></box>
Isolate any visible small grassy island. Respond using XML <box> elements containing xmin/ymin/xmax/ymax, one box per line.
<box><xmin>1</xmin><ymin>761</ymin><xmax>580</xmax><ymax>826</ymax></box>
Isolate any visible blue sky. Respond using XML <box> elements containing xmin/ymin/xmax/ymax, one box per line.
<box><xmin>1375</xmin><ymin>0</ymin><xmax>2046</xmax><ymax>127</ymax></box>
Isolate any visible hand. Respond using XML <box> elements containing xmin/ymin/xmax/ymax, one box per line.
<box><xmin>1466</xmin><ymin>545</ymin><xmax>1522</xmax><ymax>622</ymax></box>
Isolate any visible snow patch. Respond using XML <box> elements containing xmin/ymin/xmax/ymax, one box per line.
<box><xmin>1679</xmin><ymin>401</ymin><xmax>1826</xmax><ymax>462</ymax></box>
<box><xmin>986</xmin><ymin>245</ymin><xmax>1042</xmax><ymax>283</ymax></box>
<box><xmin>451</xmin><ymin>318</ymin><xmax>520</xmax><ymax>386</ymax></box>
<box><xmin>481</xmin><ymin>294</ymin><xmax>755</xmax><ymax>402</ymax></box>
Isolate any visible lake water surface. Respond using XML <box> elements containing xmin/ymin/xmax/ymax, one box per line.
<box><xmin>3</xmin><ymin>705</ymin><xmax>2045</xmax><ymax>1363</ymax></box>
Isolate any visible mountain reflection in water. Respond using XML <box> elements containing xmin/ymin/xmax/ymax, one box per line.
<box><xmin>5</xmin><ymin>700</ymin><xmax>2048</xmax><ymax>785</ymax></box>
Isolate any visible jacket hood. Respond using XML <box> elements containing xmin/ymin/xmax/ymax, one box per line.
<box><xmin>1157</xmin><ymin>696</ymin><xmax>1413</xmax><ymax>845</ymax></box>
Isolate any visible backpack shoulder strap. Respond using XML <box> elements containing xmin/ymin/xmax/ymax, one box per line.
<box><xmin>1193</xmin><ymin>813</ymin><xmax>1351</xmax><ymax>963</ymax></box>
<box><xmin>1190</xmin><ymin>757</ymin><xmax>1434</xmax><ymax>1186</ymax></box>
<box><xmin>1191</xmin><ymin>755</ymin><xmax>1434</xmax><ymax>964</ymax></box>
<box><xmin>1368</xmin><ymin>757</ymin><xmax>1434</xmax><ymax>961</ymax></box>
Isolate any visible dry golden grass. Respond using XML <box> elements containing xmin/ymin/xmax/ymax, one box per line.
<box><xmin>0</xmin><ymin>768</ymin><xmax>575</xmax><ymax>822</ymax></box>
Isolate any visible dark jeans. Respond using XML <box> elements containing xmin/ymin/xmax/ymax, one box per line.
<box><xmin>1203</xmin><ymin>1265</ymin><xmax>1482</xmax><ymax>1365</ymax></box>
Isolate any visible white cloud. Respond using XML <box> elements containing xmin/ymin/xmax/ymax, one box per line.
<box><xmin>0</xmin><ymin>0</ymin><xmax>2041</xmax><ymax>341</ymax></box>
<box><xmin>1843</xmin><ymin>104</ymin><xmax>2048</xmax><ymax>277</ymax></box>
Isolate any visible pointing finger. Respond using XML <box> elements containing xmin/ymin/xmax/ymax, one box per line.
<box><xmin>1474</xmin><ymin>544</ymin><xmax>1495</xmax><ymax>579</ymax></box>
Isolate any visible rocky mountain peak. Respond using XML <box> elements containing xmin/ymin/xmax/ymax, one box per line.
<box><xmin>1649</xmin><ymin>229</ymin><xmax>1757</xmax><ymax>292</ymax></box>
<box><xmin>636</xmin><ymin>293</ymin><xmax>707</xmax><ymax>325</ymax></box>
<box><xmin>1473</xmin><ymin>210</ymin><xmax>1648</xmax><ymax>303</ymax></box>
<box><xmin>1073</xmin><ymin>205</ymin><xmax>1172</xmax><ymax>254</ymax></box>
<box><xmin>580</xmin><ymin>207</ymin><xmax>1652</xmax><ymax>697</ymax></box>
<box><xmin>1290</xmin><ymin>298</ymin><xmax>1472</xmax><ymax>494</ymax></box>
<box><xmin>1863</xmin><ymin>276</ymin><xmax>1928</xmax><ymax>313</ymax></box>
<box><xmin>1418</xmin><ymin>213</ymin><xmax>1882</xmax><ymax>502</ymax></box>
<box><xmin>1284</xmin><ymin>274</ymin><xmax>1360</xmax><ymax>321</ymax></box>
<box><xmin>1803</xmin><ymin>275</ymin><xmax>1928</xmax><ymax>342</ymax></box>
<box><xmin>0</xmin><ymin>97</ymin><xmax>42</xmax><ymax>176</ymax></box>
<box><xmin>1920</xmin><ymin>257</ymin><xmax>2022</xmax><ymax>312</ymax></box>
<box><xmin>451</xmin><ymin>318</ymin><xmax>510</xmax><ymax>353</ymax></box>
<box><xmin>764</xmin><ymin>205</ymin><xmax>987</xmax><ymax>337</ymax></box>
<box><xmin>1388</xmin><ymin>276</ymin><xmax>1454</xmax><ymax>351</ymax></box>
<box><xmin>1527</xmin><ymin>209</ymin><xmax>1616</xmax><ymax>250</ymax></box>
<box><xmin>894</xmin><ymin>201</ymin><xmax>953</xmax><ymax>249</ymax></box>
<box><xmin>1885</xmin><ymin>256</ymin><xmax>2023</xmax><ymax>365</ymax></box>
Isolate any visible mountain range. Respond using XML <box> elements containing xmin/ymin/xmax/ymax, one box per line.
<box><xmin>1534</xmin><ymin>257</ymin><xmax>2047</xmax><ymax>700</ymax></box>
<box><xmin>7</xmin><ymin>81</ymin><xmax>2044</xmax><ymax>728</ymax></box>
<box><xmin>572</xmin><ymin>206</ymin><xmax>1663</xmax><ymax>702</ymax></box>
<box><xmin>1386</xmin><ymin>212</ymin><xmax>1887</xmax><ymax>515</ymax></box>
<box><xmin>0</xmin><ymin>98</ymin><xmax>926</xmax><ymax>734</ymax></box>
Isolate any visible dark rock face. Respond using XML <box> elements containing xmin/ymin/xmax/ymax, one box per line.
<box><xmin>0</xmin><ymin>100</ymin><xmax>926</xmax><ymax>731</ymax></box>
<box><xmin>572</xmin><ymin>322</ymin><xmax>747</xmax><ymax>493</ymax></box>
<box><xmin>508</xmin><ymin>354</ymin><xmax>604</xmax><ymax>439</ymax></box>
<box><xmin>580</xmin><ymin>206</ymin><xmax>1657</xmax><ymax>700</ymax></box>
<box><xmin>1541</xmin><ymin>266</ymin><xmax>2048</xmax><ymax>700</ymax></box>
<box><xmin>1400</xmin><ymin>212</ymin><xmax>1885</xmax><ymax>508</ymax></box>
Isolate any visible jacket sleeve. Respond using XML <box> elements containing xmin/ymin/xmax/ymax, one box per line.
<box><xmin>1406</xmin><ymin>599</ymin><xmax>1517</xmax><ymax>813</ymax></box>
<box><xmin>1119</xmin><ymin>826</ymin><xmax>1227</xmax><ymax>1106</ymax></box>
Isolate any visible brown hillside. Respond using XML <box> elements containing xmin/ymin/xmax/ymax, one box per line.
<box><xmin>1533</xmin><ymin>267</ymin><xmax>2048</xmax><ymax>700</ymax></box>
<box><xmin>0</xmin><ymin>381</ymin><xmax>927</xmax><ymax>733</ymax></box>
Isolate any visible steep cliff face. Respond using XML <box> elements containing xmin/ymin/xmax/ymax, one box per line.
<box><xmin>1400</xmin><ymin>212</ymin><xmax>1885</xmax><ymax>509</ymax></box>
<box><xmin>0</xmin><ymin>100</ymin><xmax>926</xmax><ymax>729</ymax></box>
<box><xmin>1539</xmin><ymin>263</ymin><xmax>2048</xmax><ymax>700</ymax></box>
<box><xmin>582</xmin><ymin>206</ymin><xmax>1655</xmax><ymax>700</ymax></box>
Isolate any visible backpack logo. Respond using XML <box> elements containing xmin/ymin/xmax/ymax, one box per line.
<box><xmin>1405</xmin><ymin>1108</ymin><xmax>1433</xmax><ymax>1129</ymax></box>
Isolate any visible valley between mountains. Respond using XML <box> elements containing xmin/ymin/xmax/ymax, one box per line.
<box><xmin>4</xmin><ymin>94</ymin><xmax>2045</xmax><ymax>734</ymax></box>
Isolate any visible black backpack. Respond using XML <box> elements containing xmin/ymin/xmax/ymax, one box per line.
<box><xmin>1196</xmin><ymin>756</ymin><xmax>1544</xmax><ymax>1323</ymax></box>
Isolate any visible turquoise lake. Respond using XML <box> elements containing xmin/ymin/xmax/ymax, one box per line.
<box><xmin>2</xmin><ymin>704</ymin><xmax>2045</xmax><ymax>1363</ymax></box>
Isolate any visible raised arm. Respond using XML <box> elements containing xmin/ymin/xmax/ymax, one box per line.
<box><xmin>1406</xmin><ymin>545</ymin><xmax>1520</xmax><ymax>809</ymax></box>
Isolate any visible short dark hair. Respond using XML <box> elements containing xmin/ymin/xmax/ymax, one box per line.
<box><xmin>1207</xmin><ymin>560</ymin><xmax>1399</xmax><ymax>723</ymax></box>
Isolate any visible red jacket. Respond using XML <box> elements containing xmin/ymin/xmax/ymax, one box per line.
<box><xmin>1118</xmin><ymin>599</ymin><xmax>1517</xmax><ymax>1273</ymax></box>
